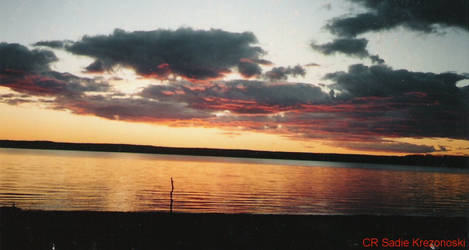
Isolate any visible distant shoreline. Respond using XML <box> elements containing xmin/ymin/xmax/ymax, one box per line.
<box><xmin>1</xmin><ymin>139</ymin><xmax>468</xmax><ymax>169</ymax></box>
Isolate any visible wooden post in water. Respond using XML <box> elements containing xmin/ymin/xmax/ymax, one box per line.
<box><xmin>170</xmin><ymin>177</ymin><xmax>174</xmax><ymax>213</ymax></box>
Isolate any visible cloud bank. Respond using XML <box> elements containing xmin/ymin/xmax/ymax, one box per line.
<box><xmin>2</xmin><ymin>19</ymin><xmax>468</xmax><ymax>154</ymax></box>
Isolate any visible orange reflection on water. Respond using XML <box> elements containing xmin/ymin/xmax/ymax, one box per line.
<box><xmin>0</xmin><ymin>148</ymin><xmax>468</xmax><ymax>216</ymax></box>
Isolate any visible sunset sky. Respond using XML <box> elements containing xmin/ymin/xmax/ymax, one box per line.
<box><xmin>1</xmin><ymin>0</ymin><xmax>468</xmax><ymax>155</ymax></box>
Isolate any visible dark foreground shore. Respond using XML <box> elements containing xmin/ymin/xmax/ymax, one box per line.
<box><xmin>1</xmin><ymin>207</ymin><xmax>467</xmax><ymax>250</ymax></box>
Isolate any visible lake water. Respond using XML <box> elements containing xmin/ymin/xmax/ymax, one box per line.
<box><xmin>0</xmin><ymin>148</ymin><xmax>468</xmax><ymax>216</ymax></box>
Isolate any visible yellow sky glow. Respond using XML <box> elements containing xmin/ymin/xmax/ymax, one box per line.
<box><xmin>2</xmin><ymin>102</ymin><xmax>467</xmax><ymax>156</ymax></box>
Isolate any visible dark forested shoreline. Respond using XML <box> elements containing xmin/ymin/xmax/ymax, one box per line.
<box><xmin>1</xmin><ymin>139</ymin><xmax>468</xmax><ymax>169</ymax></box>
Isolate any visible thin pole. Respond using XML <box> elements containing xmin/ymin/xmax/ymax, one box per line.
<box><xmin>170</xmin><ymin>177</ymin><xmax>174</xmax><ymax>213</ymax></box>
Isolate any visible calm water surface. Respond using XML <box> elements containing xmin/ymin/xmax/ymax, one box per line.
<box><xmin>0</xmin><ymin>148</ymin><xmax>468</xmax><ymax>216</ymax></box>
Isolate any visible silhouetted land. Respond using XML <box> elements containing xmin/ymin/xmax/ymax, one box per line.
<box><xmin>1</xmin><ymin>207</ymin><xmax>467</xmax><ymax>250</ymax></box>
<box><xmin>1</xmin><ymin>140</ymin><xmax>468</xmax><ymax>169</ymax></box>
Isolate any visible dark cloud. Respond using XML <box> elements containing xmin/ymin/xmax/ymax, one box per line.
<box><xmin>264</xmin><ymin>65</ymin><xmax>306</xmax><ymax>81</ymax></box>
<box><xmin>109</xmin><ymin>76</ymin><xmax>124</xmax><ymax>81</ymax></box>
<box><xmin>0</xmin><ymin>94</ymin><xmax>55</xmax><ymax>106</ymax></box>
<box><xmin>316</xmin><ymin>0</ymin><xmax>469</xmax><ymax>62</ymax></box>
<box><xmin>305</xmin><ymin>63</ymin><xmax>320</xmax><ymax>67</ymax></box>
<box><xmin>369</xmin><ymin>55</ymin><xmax>385</xmax><ymax>64</ymax></box>
<box><xmin>84</xmin><ymin>60</ymin><xmax>105</xmax><ymax>73</ymax></box>
<box><xmin>56</xmin><ymin>95</ymin><xmax>211</xmax><ymax>122</ymax></box>
<box><xmin>0</xmin><ymin>43</ymin><xmax>110</xmax><ymax>97</ymax></box>
<box><xmin>252</xmin><ymin>59</ymin><xmax>273</xmax><ymax>65</ymax></box>
<box><xmin>311</xmin><ymin>38</ymin><xmax>369</xmax><ymax>57</ymax></box>
<box><xmin>0</xmin><ymin>93</ymin><xmax>29</xmax><ymax>98</ymax></box>
<box><xmin>237</xmin><ymin>61</ymin><xmax>262</xmax><ymax>78</ymax></box>
<box><xmin>311</xmin><ymin>38</ymin><xmax>385</xmax><ymax>63</ymax></box>
<box><xmin>339</xmin><ymin>141</ymin><xmax>437</xmax><ymax>154</ymax></box>
<box><xmin>0</xmin><ymin>69</ymin><xmax>110</xmax><ymax>97</ymax></box>
<box><xmin>327</xmin><ymin>0</ymin><xmax>469</xmax><ymax>37</ymax></box>
<box><xmin>34</xmin><ymin>40</ymin><xmax>70</xmax><ymax>49</ymax></box>
<box><xmin>36</xmin><ymin>28</ymin><xmax>267</xmax><ymax>81</ymax></box>
<box><xmin>325</xmin><ymin>64</ymin><xmax>468</xmax><ymax>98</ymax></box>
<box><xmin>324</xmin><ymin>64</ymin><xmax>469</xmax><ymax>139</ymax></box>
<box><xmin>0</xmin><ymin>93</ymin><xmax>34</xmax><ymax>105</ymax></box>
<box><xmin>0</xmin><ymin>43</ymin><xmax>57</xmax><ymax>72</ymax></box>
<box><xmin>141</xmin><ymin>80</ymin><xmax>328</xmax><ymax>114</ymax></box>
<box><xmin>48</xmin><ymin>72</ymin><xmax>110</xmax><ymax>93</ymax></box>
